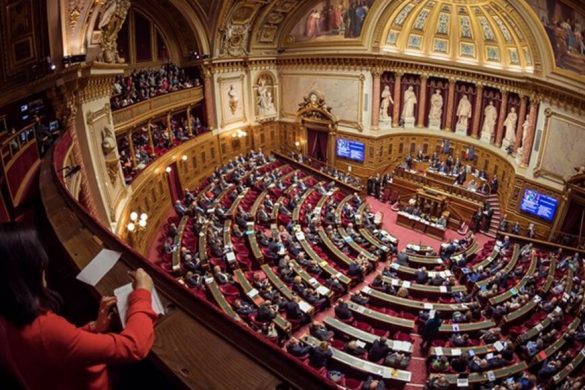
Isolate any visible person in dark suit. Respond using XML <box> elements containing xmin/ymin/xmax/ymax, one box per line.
<box><xmin>309</xmin><ymin>341</ymin><xmax>332</xmax><ymax>368</ymax></box>
<box><xmin>309</xmin><ymin>321</ymin><xmax>334</xmax><ymax>341</ymax></box>
<box><xmin>257</xmin><ymin>301</ymin><xmax>277</xmax><ymax>322</ymax></box>
<box><xmin>367</xmin><ymin>337</ymin><xmax>390</xmax><ymax>362</ymax></box>
<box><xmin>334</xmin><ymin>300</ymin><xmax>353</xmax><ymax>321</ymax></box>
<box><xmin>344</xmin><ymin>340</ymin><xmax>366</xmax><ymax>357</ymax></box>
<box><xmin>284</xmin><ymin>296</ymin><xmax>306</xmax><ymax>322</ymax></box>
<box><xmin>287</xmin><ymin>338</ymin><xmax>312</xmax><ymax>357</ymax></box>
<box><xmin>421</xmin><ymin>313</ymin><xmax>442</xmax><ymax>351</ymax></box>
<box><xmin>362</xmin><ymin>376</ymin><xmax>385</xmax><ymax>390</ymax></box>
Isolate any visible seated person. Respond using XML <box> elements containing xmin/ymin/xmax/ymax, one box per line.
<box><xmin>309</xmin><ymin>341</ymin><xmax>332</xmax><ymax>368</ymax></box>
<box><xmin>257</xmin><ymin>300</ymin><xmax>277</xmax><ymax>322</ymax></box>
<box><xmin>286</xmin><ymin>338</ymin><xmax>312</xmax><ymax>357</ymax></box>
<box><xmin>334</xmin><ymin>299</ymin><xmax>353</xmax><ymax>321</ymax></box>
<box><xmin>309</xmin><ymin>321</ymin><xmax>334</xmax><ymax>341</ymax></box>
<box><xmin>367</xmin><ymin>337</ymin><xmax>389</xmax><ymax>362</ymax></box>
<box><xmin>233</xmin><ymin>298</ymin><xmax>255</xmax><ymax>316</ymax></box>
<box><xmin>344</xmin><ymin>339</ymin><xmax>366</xmax><ymax>357</ymax></box>
<box><xmin>385</xmin><ymin>351</ymin><xmax>408</xmax><ymax>369</ymax></box>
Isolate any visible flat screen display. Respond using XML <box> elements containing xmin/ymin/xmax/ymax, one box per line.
<box><xmin>336</xmin><ymin>139</ymin><xmax>365</xmax><ymax>162</ymax></box>
<box><xmin>519</xmin><ymin>189</ymin><xmax>558</xmax><ymax>222</ymax></box>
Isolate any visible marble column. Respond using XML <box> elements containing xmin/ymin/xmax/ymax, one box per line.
<box><xmin>417</xmin><ymin>75</ymin><xmax>428</xmax><ymax>128</ymax></box>
<box><xmin>471</xmin><ymin>84</ymin><xmax>484</xmax><ymax>138</ymax></box>
<box><xmin>371</xmin><ymin>69</ymin><xmax>381</xmax><ymax>129</ymax></box>
<box><xmin>515</xmin><ymin>95</ymin><xmax>527</xmax><ymax>151</ymax></box>
<box><xmin>521</xmin><ymin>98</ymin><xmax>539</xmax><ymax>167</ymax></box>
<box><xmin>203</xmin><ymin>67</ymin><xmax>217</xmax><ymax>130</ymax></box>
<box><xmin>495</xmin><ymin>91</ymin><xmax>508</xmax><ymax>147</ymax></box>
<box><xmin>392</xmin><ymin>72</ymin><xmax>402</xmax><ymax>128</ymax></box>
<box><xmin>445</xmin><ymin>78</ymin><xmax>456</xmax><ymax>131</ymax></box>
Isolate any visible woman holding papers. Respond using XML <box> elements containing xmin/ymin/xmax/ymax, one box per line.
<box><xmin>0</xmin><ymin>223</ymin><xmax>157</xmax><ymax>390</ymax></box>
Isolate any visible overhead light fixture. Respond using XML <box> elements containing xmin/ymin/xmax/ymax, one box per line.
<box><xmin>181</xmin><ymin>155</ymin><xmax>188</xmax><ymax>161</ymax></box>
<box><xmin>130</xmin><ymin>211</ymin><xmax>138</xmax><ymax>222</ymax></box>
<box><xmin>127</xmin><ymin>222</ymin><xmax>135</xmax><ymax>232</ymax></box>
<box><xmin>165</xmin><ymin>166</ymin><xmax>172</xmax><ymax>173</ymax></box>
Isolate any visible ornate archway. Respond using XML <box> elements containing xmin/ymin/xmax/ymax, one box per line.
<box><xmin>297</xmin><ymin>91</ymin><xmax>338</xmax><ymax>165</ymax></box>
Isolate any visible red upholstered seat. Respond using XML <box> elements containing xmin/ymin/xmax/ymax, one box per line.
<box><xmin>219</xmin><ymin>284</ymin><xmax>240</xmax><ymax>297</ymax></box>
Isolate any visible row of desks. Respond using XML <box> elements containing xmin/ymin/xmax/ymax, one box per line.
<box><xmin>396</xmin><ymin>212</ymin><xmax>446</xmax><ymax>240</ymax></box>
<box><xmin>302</xmin><ymin>335</ymin><xmax>412</xmax><ymax>383</ymax></box>
<box><xmin>171</xmin><ymin>216</ymin><xmax>189</xmax><ymax>272</ymax></box>
<box><xmin>362</xmin><ymin>286</ymin><xmax>470</xmax><ymax>313</ymax></box>
<box><xmin>382</xmin><ymin>275</ymin><xmax>468</xmax><ymax>294</ymax></box>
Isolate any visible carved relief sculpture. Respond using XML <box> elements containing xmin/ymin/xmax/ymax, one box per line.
<box><xmin>481</xmin><ymin>101</ymin><xmax>497</xmax><ymax>143</ymax></box>
<box><xmin>456</xmin><ymin>94</ymin><xmax>472</xmax><ymax>135</ymax></box>
<box><xmin>228</xmin><ymin>85</ymin><xmax>239</xmax><ymax>115</ymax></box>
<box><xmin>428</xmin><ymin>89</ymin><xmax>443</xmax><ymax>129</ymax></box>
<box><xmin>380</xmin><ymin>85</ymin><xmax>393</xmax><ymax>127</ymax></box>
<box><xmin>298</xmin><ymin>91</ymin><xmax>333</xmax><ymax>121</ymax></box>
<box><xmin>401</xmin><ymin>86</ymin><xmax>417</xmax><ymax>128</ymax></box>
<box><xmin>222</xmin><ymin>23</ymin><xmax>250</xmax><ymax>57</ymax></box>
<box><xmin>502</xmin><ymin>107</ymin><xmax>517</xmax><ymax>151</ymax></box>
<box><xmin>98</xmin><ymin>0</ymin><xmax>131</xmax><ymax>64</ymax></box>
<box><xmin>101</xmin><ymin>125</ymin><xmax>119</xmax><ymax>185</ymax></box>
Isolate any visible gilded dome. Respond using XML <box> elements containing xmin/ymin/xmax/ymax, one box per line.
<box><xmin>381</xmin><ymin>0</ymin><xmax>535</xmax><ymax>73</ymax></box>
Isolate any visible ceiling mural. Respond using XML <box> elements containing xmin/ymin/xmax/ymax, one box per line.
<box><xmin>382</xmin><ymin>0</ymin><xmax>535</xmax><ymax>73</ymax></box>
<box><xmin>525</xmin><ymin>0</ymin><xmax>585</xmax><ymax>76</ymax></box>
<box><xmin>287</xmin><ymin>0</ymin><xmax>374</xmax><ymax>43</ymax></box>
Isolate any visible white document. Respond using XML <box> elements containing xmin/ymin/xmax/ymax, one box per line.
<box><xmin>316</xmin><ymin>286</ymin><xmax>330</xmax><ymax>296</ymax></box>
<box><xmin>226</xmin><ymin>252</ymin><xmax>236</xmax><ymax>263</ymax></box>
<box><xmin>423</xmin><ymin>303</ymin><xmax>433</xmax><ymax>309</ymax></box>
<box><xmin>402</xmin><ymin>281</ymin><xmax>411</xmax><ymax>288</ymax></box>
<box><xmin>114</xmin><ymin>283</ymin><xmax>165</xmax><ymax>328</ymax></box>
<box><xmin>457</xmin><ymin>378</ymin><xmax>469</xmax><ymax>387</ymax></box>
<box><xmin>451</xmin><ymin>348</ymin><xmax>462</xmax><ymax>356</ymax></box>
<box><xmin>76</xmin><ymin>248</ymin><xmax>121</xmax><ymax>286</ymax></box>
<box><xmin>435</xmin><ymin>347</ymin><xmax>443</xmax><ymax>356</ymax></box>
<box><xmin>487</xmin><ymin>371</ymin><xmax>496</xmax><ymax>382</ymax></box>
<box><xmin>362</xmin><ymin>286</ymin><xmax>372</xmax><ymax>294</ymax></box>
<box><xmin>299</xmin><ymin>300</ymin><xmax>312</xmax><ymax>313</ymax></box>
<box><xmin>494</xmin><ymin>341</ymin><xmax>504</xmax><ymax>352</ymax></box>
<box><xmin>355</xmin><ymin>340</ymin><xmax>366</xmax><ymax>349</ymax></box>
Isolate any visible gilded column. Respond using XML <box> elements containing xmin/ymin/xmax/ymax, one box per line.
<box><xmin>371</xmin><ymin>68</ymin><xmax>381</xmax><ymax>129</ymax></box>
<box><xmin>445</xmin><ymin>78</ymin><xmax>456</xmax><ymax>131</ymax></box>
<box><xmin>417</xmin><ymin>75</ymin><xmax>428</xmax><ymax>128</ymax></box>
<box><xmin>515</xmin><ymin>95</ymin><xmax>527</xmax><ymax>151</ymax></box>
<box><xmin>521</xmin><ymin>97</ymin><xmax>539</xmax><ymax>167</ymax></box>
<box><xmin>392</xmin><ymin>72</ymin><xmax>402</xmax><ymax>128</ymax></box>
<box><xmin>203</xmin><ymin>65</ymin><xmax>217</xmax><ymax>130</ymax></box>
<box><xmin>471</xmin><ymin>84</ymin><xmax>484</xmax><ymax>138</ymax></box>
<box><xmin>166</xmin><ymin>112</ymin><xmax>174</xmax><ymax>142</ymax></box>
<box><xmin>495</xmin><ymin>90</ymin><xmax>508</xmax><ymax>147</ymax></box>
<box><xmin>186</xmin><ymin>105</ymin><xmax>193</xmax><ymax>136</ymax></box>
<box><xmin>147</xmin><ymin>120</ymin><xmax>155</xmax><ymax>152</ymax></box>
<box><xmin>127</xmin><ymin>134</ymin><xmax>136</xmax><ymax>167</ymax></box>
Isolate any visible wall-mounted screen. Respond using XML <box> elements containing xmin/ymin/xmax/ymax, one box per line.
<box><xmin>519</xmin><ymin>189</ymin><xmax>558</xmax><ymax>222</ymax></box>
<box><xmin>336</xmin><ymin>139</ymin><xmax>365</xmax><ymax>162</ymax></box>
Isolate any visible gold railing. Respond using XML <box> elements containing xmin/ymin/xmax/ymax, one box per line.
<box><xmin>112</xmin><ymin>86</ymin><xmax>204</xmax><ymax>134</ymax></box>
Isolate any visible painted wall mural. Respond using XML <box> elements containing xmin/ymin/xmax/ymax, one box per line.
<box><xmin>289</xmin><ymin>0</ymin><xmax>373</xmax><ymax>42</ymax></box>
<box><xmin>526</xmin><ymin>0</ymin><xmax>585</xmax><ymax>75</ymax></box>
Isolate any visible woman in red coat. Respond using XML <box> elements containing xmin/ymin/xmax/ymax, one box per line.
<box><xmin>0</xmin><ymin>223</ymin><xmax>157</xmax><ymax>389</ymax></box>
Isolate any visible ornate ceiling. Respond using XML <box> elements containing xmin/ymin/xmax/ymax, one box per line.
<box><xmin>380</xmin><ymin>0</ymin><xmax>536</xmax><ymax>73</ymax></box>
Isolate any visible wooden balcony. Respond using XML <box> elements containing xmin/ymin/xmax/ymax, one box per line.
<box><xmin>112</xmin><ymin>86</ymin><xmax>204</xmax><ymax>134</ymax></box>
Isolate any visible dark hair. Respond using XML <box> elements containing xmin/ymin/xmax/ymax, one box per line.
<box><xmin>0</xmin><ymin>223</ymin><xmax>62</xmax><ymax>327</ymax></box>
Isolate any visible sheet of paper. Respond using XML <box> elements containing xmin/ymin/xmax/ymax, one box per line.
<box><xmin>76</xmin><ymin>248</ymin><xmax>121</xmax><ymax>286</ymax></box>
<box><xmin>299</xmin><ymin>300</ymin><xmax>312</xmax><ymax>313</ymax></box>
<box><xmin>435</xmin><ymin>347</ymin><xmax>443</xmax><ymax>356</ymax></box>
<box><xmin>451</xmin><ymin>348</ymin><xmax>462</xmax><ymax>356</ymax></box>
<box><xmin>114</xmin><ymin>283</ymin><xmax>165</xmax><ymax>328</ymax></box>
<box><xmin>316</xmin><ymin>286</ymin><xmax>330</xmax><ymax>296</ymax></box>
<box><xmin>457</xmin><ymin>378</ymin><xmax>469</xmax><ymax>387</ymax></box>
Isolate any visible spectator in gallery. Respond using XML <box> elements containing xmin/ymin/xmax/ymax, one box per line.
<box><xmin>0</xmin><ymin>223</ymin><xmax>157</xmax><ymax>390</ymax></box>
<box><xmin>528</xmin><ymin>222</ymin><xmax>536</xmax><ymax>238</ymax></box>
<box><xmin>511</xmin><ymin>221</ymin><xmax>521</xmax><ymax>235</ymax></box>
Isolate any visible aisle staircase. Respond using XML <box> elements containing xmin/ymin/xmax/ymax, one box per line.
<box><xmin>485</xmin><ymin>193</ymin><xmax>501</xmax><ymax>239</ymax></box>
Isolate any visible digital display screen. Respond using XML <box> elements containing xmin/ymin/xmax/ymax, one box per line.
<box><xmin>519</xmin><ymin>189</ymin><xmax>558</xmax><ymax>222</ymax></box>
<box><xmin>336</xmin><ymin>139</ymin><xmax>365</xmax><ymax>162</ymax></box>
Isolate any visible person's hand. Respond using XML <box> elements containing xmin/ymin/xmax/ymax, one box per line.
<box><xmin>128</xmin><ymin>268</ymin><xmax>154</xmax><ymax>292</ymax></box>
<box><xmin>94</xmin><ymin>296</ymin><xmax>117</xmax><ymax>333</ymax></box>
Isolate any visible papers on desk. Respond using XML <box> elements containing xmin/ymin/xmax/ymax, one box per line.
<box><xmin>299</xmin><ymin>300</ymin><xmax>312</xmax><ymax>313</ymax></box>
<box><xmin>344</xmin><ymin>236</ymin><xmax>353</xmax><ymax>243</ymax></box>
<box><xmin>535</xmin><ymin>323</ymin><xmax>544</xmax><ymax>331</ymax></box>
<box><xmin>355</xmin><ymin>340</ymin><xmax>366</xmax><ymax>349</ymax></box>
<box><xmin>390</xmin><ymin>263</ymin><xmax>400</xmax><ymax>270</ymax></box>
<box><xmin>452</xmin><ymin>324</ymin><xmax>460</xmax><ymax>332</ymax></box>
<box><xmin>114</xmin><ymin>283</ymin><xmax>165</xmax><ymax>328</ymax></box>
<box><xmin>439</xmin><ymin>286</ymin><xmax>448</xmax><ymax>293</ymax></box>
<box><xmin>316</xmin><ymin>286</ymin><xmax>330</xmax><ymax>296</ymax></box>
<box><xmin>423</xmin><ymin>303</ymin><xmax>434</xmax><ymax>310</ymax></box>
<box><xmin>204</xmin><ymin>276</ymin><xmax>214</xmax><ymax>284</ymax></box>
<box><xmin>457</xmin><ymin>377</ymin><xmax>469</xmax><ymax>387</ymax></box>
<box><xmin>247</xmin><ymin>288</ymin><xmax>259</xmax><ymax>299</ymax></box>
<box><xmin>434</xmin><ymin>347</ymin><xmax>443</xmax><ymax>356</ymax></box>
<box><xmin>487</xmin><ymin>370</ymin><xmax>496</xmax><ymax>382</ymax></box>
<box><xmin>207</xmin><ymin>208</ymin><xmax>215</xmax><ymax>214</ymax></box>
<box><xmin>392</xmin><ymin>340</ymin><xmax>412</xmax><ymax>352</ymax></box>
<box><xmin>362</xmin><ymin>286</ymin><xmax>372</xmax><ymax>294</ymax></box>
<box><xmin>451</xmin><ymin>348</ymin><xmax>462</xmax><ymax>356</ymax></box>
<box><xmin>486</xmin><ymin>353</ymin><xmax>494</xmax><ymax>360</ymax></box>
<box><xmin>76</xmin><ymin>248</ymin><xmax>121</xmax><ymax>286</ymax></box>
<box><xmin>402</xmin><ymin>281</ymin><xmax>411</xmax><ymax>288</ymax></box>
<box><xmin>295</xmin><ymin>232</ymin><xmax>305</xmax><ymax>241</ymax></box>
<box><xmin>226</xmin><ymin>251</ymin><xmax>236</xmax><ymax>263</ymax></box>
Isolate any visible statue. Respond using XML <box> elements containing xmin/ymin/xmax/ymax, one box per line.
<box><xmin>428</xmin><ymin>89</ymin><xmax>443</xmax><ymax>129</ymax></box>
<box><xmin>257</xmin><ymin>77</ymin><xmax>276</xmax><ymax>116</ymax></box>
<box><xmin>481</xmin><ymin>101</ymin><xmax>497</xmax><ymax>143</ymax></box>
<box><xmin>456</xmin><ymin>94</ymin><xmax>472</xmax><ymax>134</ymax></box>
<box><xmin>380</xmin><ymin>85</ymin><xmax>393</xmax><ymax>125</ymax></box>
<box><xmin>401</xmin><ymin>86</ymin><xmax>417</xmax><ymax>127</ymax></box>
<box><xmin>502</xmin><ymin>107</ymin><xmax>517</xmax><ymax>150</ymax></box>
<box><xmin>228</xmin><ymin>85</ymin><xmax>239</xmax><ymax>115</ymax></box>
<box><xmin>98</xmin><ymin>0</ymin><xmax>131</xmax><ymax>64</ymax></box>
<box><xmin>101</xmin><ymin>126</ymin><xmax>116</xmax><ymax>156</ymax></box>
<box><xmin>515</xmin><ymin>115</ymin><xmax>530</xmax><ymax>164</ymax></box>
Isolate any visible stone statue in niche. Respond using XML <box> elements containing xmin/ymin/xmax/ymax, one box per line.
<box><xmin>515</xmin><ymin>115</ymin><xmax>530</xmax><ymax>164</ymax></box>
<box><xmin>481</xmin><ymin>101</ymin><xmax>497</xmax><ymax>143</ymax></box>
<box><xmin>98</xmin><ymin>0</ymin><xmax>131</xmax><ymax>63</ymax></box>
<box><xmin>221</xmin><ymin>22</ymin><xmax>250</xmax><ymax>57</ymax></box>
<box><xmin>379</xmin><ymin>85</ymin><xmax>393</xmax><ymax>127</ymax></box>
<box><xmin>228</xmin><ymin>85</ymin><xmax>239</xmax><ymax>115</ymax></box>
<box><xmin>101</xmin><ymin>125</ymin><xmax>120</xmax><ymax>186</ymax></box>
<box><xmin>401</xmin><ymin>86</ymin><xmax>417</xmax><ymax>127</ymax></box>
<box><xmin>501</xmin><ymin>107</ymin><xmax>517</xmax><ymax>151</ymax></box>
<box><xmin>428</xmin><ymin>89</ymin><xmax>443</xmax><ymax>129</ymax></box>
<box><xmin>456</xmin><ymin>94</ymin><xmax>472</xmax><ymax>135</ymax></box>
<box><xmin>257</xmin><ymin>77</ymin><xmax>276</xmax><ymax>116</ymax></box>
